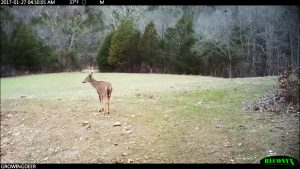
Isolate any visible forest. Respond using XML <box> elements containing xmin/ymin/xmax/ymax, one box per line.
<box><xmin>1</xmin><ymin>6</ymin><xmax>299</xmax><ymax>77</ymax></box>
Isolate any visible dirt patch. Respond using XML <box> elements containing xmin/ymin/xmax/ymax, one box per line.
<box><xmin>0</xmin><ymin>98</ymin><xmax>159</xmax><ymax>163</ymax></box>
<box><xmin>2</xmin><ymin>95</ymin><xmax>298</xmax><ymax>163</ymax></box>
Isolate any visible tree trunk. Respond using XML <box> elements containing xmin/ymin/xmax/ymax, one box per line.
<box><xmin>289</xmin><ymin>31</ymin><xmax>294</xmax><ymax>69</ymax></box>
<box><xmin>69</xmin><ymin>29</ymin><xmax>75</xmax><ymax>52</ymax></box>
<box><xmin>277</xmin><ymin>47</ymin><xmax>280</xmax><ymax>75</ymax></box>
<box><xmin>267</xmin><ymin>40</ymin><xmax>272</xmax><ymax>76</ymax></box>
<box><xmin>229</xmin><ymin>58</ymin><xmax>232</xmax><ymax>78</ymax></box>
<box><xmin>296</xmin><ymin>23</ymin><xmax>300</xmax><ymax>68</ymax></box>
<box><xmin>252</xmin><ymin>39</ymin><xmax>256</xmax><ymax>76</ymax></box>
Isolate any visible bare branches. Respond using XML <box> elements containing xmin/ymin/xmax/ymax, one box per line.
<box><xmin>257</xmin><ymin>44</ymin><xmax>267</xmax><ymax>56</ymax></box>
<box><xmin>102</xmin><ymin>6</ymin><xmax>147</xmax><ymax>31</ymax></box>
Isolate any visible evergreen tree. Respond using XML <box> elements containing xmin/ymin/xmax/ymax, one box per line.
<box><xmin>97</xmin><ymin>32</ymin><xmax>114</xmax><ymax>71</ymax></box>
<box><xmin>164</xmin><ymin>16</ymin><xmax>200</xmax><ymax>74</ymax></box>
<box><xmin>125</xmin><ymin>30</ymin><xmax>141</xmax><ymax>72</ymax></box>
<box><xmin>140</xmin><ymin>21</ymin><xmax>159</xmax><ymax>72</ymax></box>
<box><xmin>108</xmin><ymin>20</ymin><xmax>138</xmax><ymax>71</ymax></box>
<box><xmin>11</xmin><ymin>22</ymin><xmax>52</xmax><ymax>72</ymax></box>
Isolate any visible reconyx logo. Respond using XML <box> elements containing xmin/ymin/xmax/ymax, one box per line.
<box><xmin>260</xmin><ymin>156</ymin><xmax>299</xmax><ymax>168</ymax></box>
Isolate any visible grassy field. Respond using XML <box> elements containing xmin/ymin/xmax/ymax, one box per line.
<box><xmin>0</xmin><ymin>73</ymin><xmax>299</xmax><ymax>163</ymax></box>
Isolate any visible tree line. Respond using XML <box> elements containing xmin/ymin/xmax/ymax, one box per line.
<box><xmin>1</xmin><ymin>6</ymin><xmax>299</xmax><ymax>77</ymax></box>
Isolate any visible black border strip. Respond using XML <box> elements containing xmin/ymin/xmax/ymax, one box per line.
<box><xmin>32</xmin><ymin>163</ymin><xmax>267</xmax><ymax>169</ymax></box>
<box><xmin>1</xmin><ymin>0</ymin><xmax>299</xmax><ymax>5</ymax></box>
<box><xmin>2</xmin><ymin>163</ymin><xmax>292</xmax><ymax>169</ymax></box>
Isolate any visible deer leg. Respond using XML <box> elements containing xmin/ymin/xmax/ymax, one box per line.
<box><xmin>107</xmin><ymin>100</ymin><xmax>110</xmax><ymax>114</ymax></box>
<box><xmin>104</xmin><ymin>102</ymin><xmax>107</xmax><ymax>115</ymax></box>
<box><xmin>104</xmin><ymin>99</ymin><xmax>108</xmax><ymax>115</ymax></box>
<box><xmin>98</xmin><ymin>95</ymin><xmax>103</xmax><ymax>113</ymax></box>
<box><xmin>101</xmin><ymin>95</ymin><xmax>106</xmax><ymax>115</ymax></box>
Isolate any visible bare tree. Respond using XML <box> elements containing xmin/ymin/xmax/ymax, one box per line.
<box><xmin>102</xmin><ymin>6</ymin><xmax>147</xmax><ymax>31</ymax></box>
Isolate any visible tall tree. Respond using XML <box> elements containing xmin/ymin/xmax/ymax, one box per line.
<box><xmin>140</xmin><ymin>21</ymin><xmax>159</xmax><ymax>72</ymax></box>
<box><xmin>125</xmin><ymin>30</ymin><xmax>142</xmax><ymax>72</ymax></box>
<box><xmin>164</xmin><ymin>16</ymin><xmax>199</xmax><ymax>74</ymax></box>
<box><xmin>10</xmin><ymin>22</ymin><xmax>53</xmax><ymax>72</ymax></box>
<box><xmin>108</xmin><ymin>20</ymin><xmax>140</xmax><ymax>71</ymax></box>
<box><xmin>97</xmin><ymin>32</ymin><xmax>114</xmax><ymax>72</ymax></box>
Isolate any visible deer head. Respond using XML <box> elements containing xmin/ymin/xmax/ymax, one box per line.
<box><xmin>82</xmin><ymin>67</ymin><xmax>94</xmax><ymax>83</ymax></box>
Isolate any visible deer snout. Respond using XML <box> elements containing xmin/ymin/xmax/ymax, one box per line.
<box><xmin>82</xmin><ymin>81</ymin><xmax>85</xmax><ymax>83</ymax></box>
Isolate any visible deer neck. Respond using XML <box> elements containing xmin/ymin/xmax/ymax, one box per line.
<box><xmin>89</xmin><ymin>77</ymin><xmax>98</xmax><ymax>88</ymax></box>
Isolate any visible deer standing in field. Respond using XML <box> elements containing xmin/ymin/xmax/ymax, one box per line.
<box><xmin>82</xmin><ymin>67</ymin><xmax>113</xmax><ymax>115</ymax></box>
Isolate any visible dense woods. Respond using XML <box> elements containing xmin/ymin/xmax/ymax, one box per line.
<box><xmin>1</xmin><ymin>6</ymin><xmax>299</xmax><ymax>77</ymax></box>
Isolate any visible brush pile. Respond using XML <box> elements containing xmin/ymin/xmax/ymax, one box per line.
<box><xmin>244</xmin><ymin>66</ymin><xmax>299</xmax><ymax>113</ymax></box>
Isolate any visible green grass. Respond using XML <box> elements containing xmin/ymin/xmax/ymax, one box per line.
<box><xmin>1</xmin><ymin>73</ymin><xmax>298</xmax><ymax>163</ymax></box>
<box><xmin>122</xmin><ymin>86</ymin><xmax>277</xmax><ymax>162</ymax></box>
<box><xmin>1</xmin><ymin>72</ymin><xmax>276</xmax><ymax>100</ymax></box>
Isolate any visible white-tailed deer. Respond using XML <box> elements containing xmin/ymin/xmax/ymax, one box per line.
<box><xmin>82</xmin><ymin>67</ymin><xmax>113</xmax><ymax>114</ymax></box>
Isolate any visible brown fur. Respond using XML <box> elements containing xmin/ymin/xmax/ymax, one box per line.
<box><xmin>82</xmin><ymin>74</ymin><xmax>112</xmax><ymax>114</ymax></box>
